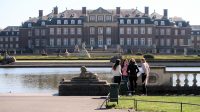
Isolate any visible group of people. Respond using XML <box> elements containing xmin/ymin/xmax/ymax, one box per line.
<box><xmin>111</xmin><ymin>58</ymin><xmax>150</xmax><ymax>95</ymax></box>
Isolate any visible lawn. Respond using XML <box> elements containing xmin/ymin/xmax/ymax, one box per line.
<box><xmin>1</xmin><ymin>54</ymin><xmax>200</xmax><ymax>60</ymax></box>
<box><xmin>107</xmin><ymin>96</ymin><xmax>200</xmax><ymax>112</ymax></box>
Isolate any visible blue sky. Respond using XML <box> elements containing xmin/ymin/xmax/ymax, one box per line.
<box><xmin>0</xmin><ymin>0</ymin><xmax>199</xmax><ymax>29</ymax></box>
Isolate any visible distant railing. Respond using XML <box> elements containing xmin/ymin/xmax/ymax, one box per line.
<box><xmin>105</xmin><ymin>97</ymin><xmax>200</xmax><ymax>112</ymax></box>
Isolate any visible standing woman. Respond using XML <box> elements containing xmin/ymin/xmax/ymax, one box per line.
<box><xmin>141</xmin><ymin>58</ymin><xmax>150</xmax><ymax>95</ymax></box>
<box><xmin>121</xmin><ymin>59</ymin><xmax>129</xmax><ymax>81</ymax></box>
<box><xmin>111</xmin><ymin>59</ymin><xmax>122</xmax><ymax>85</ymax></box>
<box><xmin>127</xmin><ymin>58</ymin><xmax>139</xmax><ymax>95</ymax></box>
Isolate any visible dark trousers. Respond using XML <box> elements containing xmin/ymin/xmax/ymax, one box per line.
<box><xmin>113</xmin><ymin>76</ymin><xmax>121</xmax><ymax>85</ymax></box>
<box><xmin>129</xmin><ymin>76</ymin><xmax>137</xmax><ymax>94</ymax></box>
<box><xmin>122</xmin><ymin>75</ymin><xmax>129</xmax><ymax>91</ymax></box>
<box><xmin>142</xmin><ymin>73</ymin><xmax>147</xmax><ymax>95</ymax></box>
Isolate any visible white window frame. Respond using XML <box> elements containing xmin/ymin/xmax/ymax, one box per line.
<box><xmin>120</xmin><ymin>38</ymin><xmax>124</xmax><ymax>46</ymax></box>
<box><xmin>63</xmin><ymin>38</ymin><xmax>68</xmax><ymax>46</ymax></box>
<box><xmin>71</xmin><ymin>20</ymin><xmax>75</xmax><ymax>24</ymax></box>
<box><xmin>160</xmin><ymin>29</ymin><xmax>165</xmax><ymax>35</ymax></box>
<box><xmin>134</xmin><ymin>19</ymin><xmax>138</xmax><ymax>24</ymax></box>
<box><xmin>127</xmin><ymin>38</ymin><xmax>131</xmax><ymax>46</ymax></box>
<box><xmin>141</xmin><ymin>19</ymin><xmax>145</xmax><ymax>24</ymax></box>
<box><xmin>90</xmin><ymin>27</ymin><xmax>95</xmax><ymax>34</ymax></box>
<box><xmin>70</xmin><ymin>28</ymin><xmax>75</xmax><ymax>35</ymax></box>
<box><xmin>127</xmin><ymin>27</ymin><xmax>131</xmax><ymax>34</ymax></box>
<box><xmin>98</xmin><ymin>27</ymin><xmax>103</xmax><ymax>34</ymax></box>
<box><xmin>134</xmin><ymin>27</ymin><xmax>138</xmax><ymax>34</ymax></box>
<box><xmin>41</xmin><ymin>21</ymin><xmax>45</xmax><ymax>26</ymax></box>
<box><xmin>140</xmin><ymin>27</ymin><xmax>145</xmax><ymax>34</ymax></box>
<box><xmin>120</xmin><ymin>27</ymin><xmax>124</xmax><ymax>34</ymax></box>
<box><xmin>57</xmin><ymin>38</ymin><xmax>61</xmax><ymax>46</ymax></box>
<box><xmin>78</xmin><ymin>20</ymin><xmax>82</xmax><ymax>24</ymax></box>
<box><xmin>77</xmin><ymin>28</ymin><xmax>82</xmax><ymax>35</ymax></box>
<box><xmin>120</xmin><ymin>19</ymin><xmax>124</xmax><ymax>24</ymax></box>
<box><xmin>106</xmin><ymin>38</ymin><xmax>111</xmax><ymax>46</ymax></box>
<box><xmin>50</xmin><ymin>38</ymin><xmax>54</xmax><ymax>47</ymax></box>
<box><xmin>28</xmin><ymin>23</ymin><xmax>32</xmax><ymax>28</ymax></box>
<box><xmin>64</xmin><ymin>20</ymin><xmax>68</xmax><ymax>24</ymax></box>
<box><xmin>147</xmin><ymin>27</ymin><xmax>152</xmax><ymax>34</ymax></box>
<box><xmin>98</xmin><ymin>15</ymin><xmax>104</xmax><ymax>22</ymax></box>
<box><xmin>77</xmin><ymin>38</ymin><xmax>82</xmax><ymax>45</ymax></box>
<box><xmin>147</xmin><ymin>38</ymin><xmax>152</xmax><ymax>46</ymax></box>
<box><xmin>90</xmin><ymin>38</ymin><xmax>95</xmax><ymax>46</ymax></box>
<box><xmin>63</xmin><ymin>28</ymin><xmax>68</xmax><ymax>35</ymax></box>
<box><xmin>127</xmin><ymin>19</ymin><xmax>131</xmax><ymax>24</ymax></box>
<box><xmin>70</xmin><ymin>38</ymin><xmax>75</xmax><ymax>46</ymax></box>
<box><xmin>57</xmin><ymin>20</ymin><xmax>61</xmax><ymax>25</ymax></box>
<box><xmin>161</xmin><ymin>21</ymin><xmax>165</xmax><ymax>26</ymax></box>
<box><xmin>57</xmin><ymin>28</ymin><xmax>62</xmax><ymax>35</ymax></box>
<box><xmin>141</xmin><ymin>38</ymin><xmax>145</xmax><ymax>46</ymax></box>
<box><xmin>35</xmin><ymin>39</ymin><xmax>40</xmax><ymax>47</ymax></box>
<box><xmin>134</xmin><ymin>38</ymin><xmax>138</xmax><ymax>46</ymax></box>
<box><xmin>106</xmin><ymin>27</ymin><xmax>111</xmax><ymax>35</ymax></box>
<box><xmin>50</xmin><ymin>28</ymin><xmax>54</xmax><ymax>35</ymax></box>
<box><xmin>105</xmin><ymin>15</ymin><xmax>112</xmax><ymax>22</ymax></box>
<box><xmin>154</xmin><ymin>21</ymin><xmax>158</xmax><ymax>25</ymax></box>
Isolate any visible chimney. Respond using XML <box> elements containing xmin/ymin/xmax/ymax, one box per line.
<box><xmin>164</xmin><ymin>9</ymin><xmax>168</xmax><ymax>19</ymax></box>
<box><xmin>145</xmin><ymin>7</ymin><xmax>149</xmax><ymax>15</ymax></box>
<box><xmin>39</xmin><ymin>10</ymin><xmax>43</xmax><ymax>18</ymax></box>
<box><xmin>116</xmin><ymin>7</ymin><xmax>120</xmax><ymax>15</ymax></box>
<box><xmin>82</xmin><ymin>7</ymin><xmax>86</xmax><ymax>15</ymax></box>
<box><xmin>54</xmin><ymin>6</ymin><xmax>58</xmax><ymax>15</ymax></box>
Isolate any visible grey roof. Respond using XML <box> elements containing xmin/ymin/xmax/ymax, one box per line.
<box><xmin>150</xmin><ymin>11</ymin><xmax>163</xmax><ymax>19</ymax></box>
<box><xmin>3</xmin><ymin>26</ymin><xmax>19</xmax><ymax>31</ymax></box>
<box><xmin>191</xmin><ymin>25</ymin><xmax>200</xmax><ymax>30</ymax></box>
<box><xmin>169</xmin><ymin>16</ymin><xmax>185</xmax><ymax>21</ymax></box>
<box><xmin>89</xmin><ymin>7</ymin><xmax>112</xmax><ymax>14</ymax></box>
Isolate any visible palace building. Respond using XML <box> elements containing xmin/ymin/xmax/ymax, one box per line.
<box><xmin>0</xmin><ymin>6</ymin><xmax>192</xmax><ymax>54</ymax></box>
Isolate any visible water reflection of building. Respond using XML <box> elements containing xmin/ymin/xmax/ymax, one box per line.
<box><xmin>0</xmin><ymin>7</ymin><xmax>192</xmax><ymax>54</ymax></box>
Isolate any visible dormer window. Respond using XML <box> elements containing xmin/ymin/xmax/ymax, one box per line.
<box><xmin>127</xmin><ymin>19</ymin><xmax>131</xmax><ymax>24</ymax></box>
<box><xmin>141</xmin><ymin>19</ymin><xmax>145</xmax><ymax>24</ymax></box>
<box><xmin>6</xmin><ymin>32</ymin><xmax>8</xmax><ymax>35</ymax></box>
<box><xmin>71</xmin><ymin>20</ymin><xmax>75</xmax><ymax>24</ymax></box>
<box><xmin>120</xmin><ymin>19</ymin><xmax>124</xmax><ymax>24</ymax></box>
<box><xmin>64</xmin><ymin>20</ymin><xmax>68</xmax><ymax>24</ymax></box>
<box><xmin>161</xmin><ymin>21</ymin><xmax>165</xmax><ymax>26</ymax></box>
<box><xmin>28</xmin><ymin>23</ymin><xmax>32</xmax><ymax>28</ymax></box>
<box><xmin>178</xmin><ymin>22</ymin><xmax>182</xmax><ymax>27</ymax></box>
<box><xmin>134</xmin><ymin>19</ymin><xmax>138</xmax><ymax>24</ymax></box>
<box><xmin>12</xmin><ymin>32</ymin><xmax>14</xmax><ymax>35</ymax></box>
<box><xmin>197</xmin><ymin>32</ymin><xmax>199</xmax><ymax>35</ymax></box>
<box><xmin>17</xmin><ymin>32</ymin><xmax>19</xmax><ymax>35</ymax></box>
<box><xmin>57</xmin><ymin>20</ymin><xmax>61</xmax><ymax>25</ymax></box>
<box><xmin>78</xmin><ymin>20</ymin><xmax>82</xmax><ymax>24</ymax></box>
<box><xmin>154</xmin><ymin>21</ymin><xmax>158</xmax><ymax>25</ymax></box>
<box><xmin>41</xmin><ymin>21</ymin><xmax>45</xmax><ymax>26</ymax></box>
<box><xmin>191</xmin><ymin>32</ymin><xmax>194</xmax><ymax>35</ymax></box>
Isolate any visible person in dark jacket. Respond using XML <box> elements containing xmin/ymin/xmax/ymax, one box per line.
<box><xmin>127</xmin><ymin>58</ymin><xmax>139</xmax><ymax>95</ymax></box>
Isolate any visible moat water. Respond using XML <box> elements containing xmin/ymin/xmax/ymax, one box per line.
<box><xmin>0</xmin><ymin>67</ymin><xmax>199</xmax><ymax>93</ymax></box>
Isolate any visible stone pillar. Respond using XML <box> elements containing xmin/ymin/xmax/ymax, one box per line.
<box><xmin>184</xmin><ymin>74</ymin><xmax>189</xmax><ymax>87</ymax></box>
<box><xmin>176</xmin><ymin>74</ymin><xmax>181</xmax><ymax>87</ymax></box>
<box><xmin>193</xmin><ymin>74</ymin><xmax>197</xmax><ymax>87</ymax></box>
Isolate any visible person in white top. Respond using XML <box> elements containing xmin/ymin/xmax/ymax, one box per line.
<box><xmin>140</xmin><ymin>58</ymin><xmax>150</xmax><ymax>95</ymax></box>
<box><xmin>111</xmin><ymin>59</ymin><xmax>122</xmax><ymax>85</ymax></box>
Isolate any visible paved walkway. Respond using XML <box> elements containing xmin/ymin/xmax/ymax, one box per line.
<box><xmin>0</xmin><ymin>94</ymin><xmax>135</xmax><ymax>112</ymax></box>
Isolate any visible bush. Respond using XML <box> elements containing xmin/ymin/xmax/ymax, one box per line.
<box><xmin>135</xmin><ymin>52</ymin><xmax>143</xmax><ymax>55</ymax></box>
<box><xmin>110</xmin><ymin>55</ymin><xmax>122</xmax><ymax>63</ymax></box>
<box><xmin>143</xmin><ymin>54</ymin><xmax>154</xmax><ymax>59</ymax></box>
